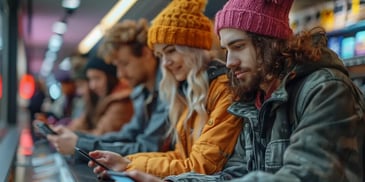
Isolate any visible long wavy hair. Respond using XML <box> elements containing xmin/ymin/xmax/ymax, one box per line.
<box><xmin>229</xmin><ymin>27</ymin><xmax>328</xmax><ymax>102</ymax></box>
<box><xmin>159</xmin><ymin>46</ymin><xmax>211</xmax><ymax>141</ymax></box>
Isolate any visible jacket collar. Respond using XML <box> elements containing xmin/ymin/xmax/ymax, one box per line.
<box><xmin>228</xmin><ymin>101</ymin><xmax>258</xmax><ymax>119</ymax></box>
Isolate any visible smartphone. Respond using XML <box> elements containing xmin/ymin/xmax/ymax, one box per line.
<box><xmin>74</xmin><ymin>147</ymin><xmax>110</xmax><ymax>170</ymax></box>
<box><xmin>34</xmin><ymin>120</ymin><xmax>57</xmax><ymax>135</ymax></box>
<box><xmin>105</xmin><ymin>170</ymin><xmax>135</xmax><ymax>182</ymax></box>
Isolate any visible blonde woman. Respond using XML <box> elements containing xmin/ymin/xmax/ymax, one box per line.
<box><xmin>88</xmin><ymin>0</ymin><xmax>243</xmax><ymax>179</ymax></box>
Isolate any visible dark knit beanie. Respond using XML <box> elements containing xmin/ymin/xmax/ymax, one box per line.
<box><xmin>54</xmin><ymin>69</ymin><xmax>72</xmax><ymax>82</ymax></box>
<box><xmin>84</xmin><ymin>56</ymin><xmax>117</xmax><ymax>77</ymax></box>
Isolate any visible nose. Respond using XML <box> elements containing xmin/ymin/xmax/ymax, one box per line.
<box><xmin>117</xmin><ymin>69</ymin><xmax>125</xmax><ymax>79</ymax></box>
<box><xmin>226</xmin><ymin>52</ymin><xmax>240</xmax><ymax>69</ymax></box>
<box><xmin>88</xmin><ymin>81</ymin><xmax>96</xmax><ymax>91</ymax></box>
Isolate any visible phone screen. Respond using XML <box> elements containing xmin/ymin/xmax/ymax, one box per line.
<box><xmin>74</xmin><ymin>147</ymin><xmax>110</xmax><ymax>170</ymax></box>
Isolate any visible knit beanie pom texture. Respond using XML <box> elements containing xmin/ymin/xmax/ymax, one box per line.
<box><xmin>148</xmin><ymin>0</ymin><xmax>213</xmax><ymax>50</ymax></box>
<box><xmin>215</xmin><ymin>0</ymin><xmax>294</xmax><ymax>39</ymax></box>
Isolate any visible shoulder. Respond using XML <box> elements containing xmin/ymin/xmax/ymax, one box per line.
<box><xmin>206</xmin><ymin>74</ymin><xmax>232</xmax><ymax>110</ymax></box>
<box><xmin>207</xmin><ymin>60</ymin><xmax>227</xmax><ymax>83</ymax></box>
<box><xmin>209</xmin><ymin>74</ymin><xmax>230</xmax><ymax>91</ymax></box>
<box><xmin>98</xmin><ymin>90</ymin><xmax>133</xmax><ymax>111</ymax></box>
<box><xmin>299</xmin><ymin>68</ymin><xmax>355</xmax><ymax>94</ymax></box>
<box><xmin>292</xmin><ymin>67</ymin><xmax>364</xmax><ymax>113</ymax></box>
<box><xmin>103</xmin><ymin>89</ymin><xmax>132</xmax><ymax>105</ymax></box>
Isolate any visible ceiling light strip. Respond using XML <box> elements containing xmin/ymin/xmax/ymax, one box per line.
<box><xmin>78</xmin><ymin>0</ymin><xmax>138</xmax><ymax>54</ymax></box>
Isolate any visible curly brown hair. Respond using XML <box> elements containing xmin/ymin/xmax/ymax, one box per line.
<box><xmin>229</xmin><ymin>27</ymin><xmax>328</xmax><ymax>101</ymax></box>
<box><xmin>98</xmin><ymin>18</ymin><xmax>149</xmax><ymax>63</ymax></box>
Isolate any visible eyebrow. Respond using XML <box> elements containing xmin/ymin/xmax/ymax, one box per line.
<box><xmin>155</xmin><ymin>45</ymin><xmax>172</xmax><ymax>55</ymax></box>
<box><xmin>162</xmin><ymin>45</ymin><xmax>173</xmax><ymax>52</ymax></box>
<box><xmin>228</xmin><ymin>39</ymin><xmax>248</xmax><ymax>46</ymax></box>
<box><xmin>221</xmin><ymin>38</ymin><xmax>248</xmax><ymax>49</ymax></box>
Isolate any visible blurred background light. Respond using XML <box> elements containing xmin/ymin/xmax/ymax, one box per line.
<box><xmin>49</xmin><ymin>83</ymin><xmax>62</xmax><ymax>100</ymax></box>
<box><xmin>52</xmin><ymin>21</ymin><xmax>67</xmax><ymax>35</ymax></box>
<box><xmin>62</xmin><ymin>0</ymin><xmax>80</xmax><ymax>10</ymax></box>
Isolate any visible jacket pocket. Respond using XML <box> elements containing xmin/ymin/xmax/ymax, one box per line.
<box><xmin>264</xmin><ymin>139</ymin><xmax>290</xmax><ymax>173</ymax></box>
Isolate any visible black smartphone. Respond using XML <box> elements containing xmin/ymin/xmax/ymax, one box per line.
<box><xmin>105</xmin><ymin>170</ymin><xmax>135</xmax><ymax>182</ymax></box>
<box><xmin>34</xmin><ymin>120</ymin><xmax>57</xmax><ymax>136</ymax></box>
<box><xmin>74</xmin><ymin>147</ymin><xmax>110</xmax><ymax>170</ymax></box>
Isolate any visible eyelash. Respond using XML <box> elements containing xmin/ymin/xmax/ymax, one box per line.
<box><xmin>165</xmin><ymin>47</ymin><xmax>175</xmax><ymax>54</ymax></box>
<box><xmin>155</xmin><ymin>46</ymin><xmax>176</xmax><ymax>58</ymax></box>
<box><xmin>232</xmin><ymin>44</ymin><xmax>244</xmax><ymax>50</ymax></box>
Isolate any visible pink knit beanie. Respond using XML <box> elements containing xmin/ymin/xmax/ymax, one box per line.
<box><xmin>215</xmin><ymin>0</ymin><xmax>294</xmax><ymax>39</ymax></box>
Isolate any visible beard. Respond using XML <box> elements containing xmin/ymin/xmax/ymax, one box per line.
<box><xmin>228</xmin><ymin>68</ymin><xmax>262</xmax><ymax>102</ymax></box>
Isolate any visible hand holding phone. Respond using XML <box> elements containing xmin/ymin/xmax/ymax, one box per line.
<box><xmin>34</xmin><ymin>120</ymin><xmax>57</xmax><ymax>136</ymax></box>
<box><xmin>74</xmin><ymin>147</ymin><xmax>110</xmax><ymax>170</ymax></box>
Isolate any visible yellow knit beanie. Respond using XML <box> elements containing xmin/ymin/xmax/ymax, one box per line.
<box><xmin>148</xmin><ymin>0</ymin><xmax>213</xmax><ymax>50</ymax></box>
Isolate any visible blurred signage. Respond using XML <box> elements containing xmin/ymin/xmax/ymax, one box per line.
<box><xmin>19</xmin><ymin>74</ymin><xmax>35</xmax><ymax>99</ymax></box>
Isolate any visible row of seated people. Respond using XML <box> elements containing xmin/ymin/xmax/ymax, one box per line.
<box><xmin>32</xmin><ymin>55</ymin><xmax>133</xmax><ymax>136</ymax></box>
<box><xmin>31</xmin><ymin>0</ymin><xmax>365</xmax><ymax>181</ymax></box>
